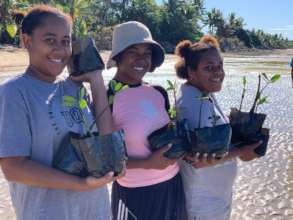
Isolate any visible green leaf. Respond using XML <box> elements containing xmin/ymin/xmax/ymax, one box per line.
<box><xmin>79</xmin><ymin>99</ymin><xmax>88</xmax><ymax>109</ymax></box>
<box><xmin>270</xmin><ymin>74</ymin><xmax>281</xmax><ymax>83</ymax></box>
<box><xmin>114</xmin><ymin>82</ymin><xmax>123</xmax><ymax>92</ymax></box>
<box><xmin>242</xmin><ymin>76</ymin><xmax>247</xmax><ymax>87</ymax></box>
<box><xmin>257</xmin><ymin>96</ymin><xmax>268</xmax><ymax>105</ymax></box>
<box><xmin>80</xmin><ymin>87</ymin><xmax>86</xmax><ymax>98</ymax></box>
<box><xmin>108</xmin><ymin>95</ymin><xmax>114</xmax><ymax>105</ymax></box>
<box><xmin>168</xmin><ymin>106</ymin><xmax>177</xmax><ymax>120</ymax></box>
<box><xmin>167</xmin><ymin>80</ymin><xmax>174</xmax><ymax>90</ymax></box>
<box><xmin>6</xmin><ymin>24</ymin><xmax>17</xmax><ymax>38</ymax></box>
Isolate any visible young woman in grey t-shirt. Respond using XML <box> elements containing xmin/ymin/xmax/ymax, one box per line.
<box><xmin>0</xmin><ymin>5</ymin><xmax>120</xmax><ymax>220</ymax></box>
<box><xmin>174</xmin><ymin>36</ymin><xmax>262</xmax><ymax>220</ymax></box>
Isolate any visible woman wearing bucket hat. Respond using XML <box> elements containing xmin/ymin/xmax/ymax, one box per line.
<box><xmin>107</xmin><ymin>21</ymin><xmax>187</xmax><ymax>220</ymax></box>
<box><xmin>175</xmin><ymin>36</ymin><xmax>262</xmax><ymax>220</ymax></box>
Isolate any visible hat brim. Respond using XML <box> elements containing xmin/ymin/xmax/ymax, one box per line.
<box><xmin>106</xmin><ymin>40</ymin><xmax>165</xmax><ymax>69</ymax></box>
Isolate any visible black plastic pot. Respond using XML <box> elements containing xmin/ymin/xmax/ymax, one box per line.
<box><xmin>53</xmin><ymin>130</ymin><xmax>127</xmax><ymax>178</ymax></box>
<box><xmin>67</xmin><ymin>37</ymin><xmax>105</xmax><ymax>76</ymax></box>
<box><xmin>189</xmin><ymin>124</ymin><xmax>232</xmax><ymax>158</ymax></box>
<box><xmin>147</xmin><ymin>120</ymin><xmax>191</xmax><ymax>159</ymax></box>
<box><xmin>229</xmin><ymin>108</ymin><xmax>270</xmax><ymax>157</ymax></box>
<box><xmin>53</xmin><ymin>133</ymin><xmax>88</xmax><ymax>177</ymax></box>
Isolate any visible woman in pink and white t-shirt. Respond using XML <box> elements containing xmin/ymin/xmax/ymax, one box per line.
<box><xmin>107</xmin><ymin>21</ymin><xmax>187</xmax><ymax>220</ymax></box>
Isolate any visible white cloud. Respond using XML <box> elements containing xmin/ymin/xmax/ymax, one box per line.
<box><xmin>269</xmin><ymin>25</ymin><xmax>293</xmax><ymax>31</ymax></box>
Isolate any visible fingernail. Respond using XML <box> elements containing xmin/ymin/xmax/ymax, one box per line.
<box><xmin>212</xmin><ymin>153</ymin><xmax>216</xmax><ymax>158</ymax></box>
<box><xmin>203</xmin><ymin>153</ymin><xmax>208</xmax><ymax>158</ymax></box>
<box><xmin>107</xmin><ymin>172</ymin><xmax>114</xmax><ymax>177</ymax></box>
<box><xmin>196</xmin><ymin>152</ymin><xmax>200</xmax><ymax>158</ymax></box>
<box><xmin>168</xmin><ymin>143</ymin><xmax>172</xmax><ymax>148</ymax></box>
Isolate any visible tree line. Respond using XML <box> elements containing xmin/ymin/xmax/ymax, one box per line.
<box><xmin>0</xmin><ymin>0</ymin><xmax>292</xmax><ymax>51</ymax></box>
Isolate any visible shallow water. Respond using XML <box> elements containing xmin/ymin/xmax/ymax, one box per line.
<box><xmin>0</xmin><ymin>50</ymin><xmax>292</xmax><ymax>220</ymax></box>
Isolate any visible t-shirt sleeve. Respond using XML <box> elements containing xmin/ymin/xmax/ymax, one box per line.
<box><xmin>0</xmin><ymin>83</ymin><xmax>32</xmax><ymax>157</ymax></box>
<box><xmin>176</xmin><ymin>91</ymin><xmax>200</xmax><ymax>130</ymax></box>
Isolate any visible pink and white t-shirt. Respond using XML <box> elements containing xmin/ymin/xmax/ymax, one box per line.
<box><xmin>112</xmin><ymin>84</ymin><xmax>179</xmax><ymax>187</ymax></box>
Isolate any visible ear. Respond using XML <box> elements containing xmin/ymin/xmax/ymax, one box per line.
<box><xmin>22</xmin><ymin>33</ymin><xmax>32</xmax><ymax>49</ymax></box>
<box><xmin>187</xmin><ymin>67</ymin><xmax>197</xmax><ymax>81</ymax></box>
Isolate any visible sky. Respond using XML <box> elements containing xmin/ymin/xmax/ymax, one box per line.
<box><xmin>156</xmin><ymin>0</ymin><xmax>293</xmax><ymax>40</ymax></box>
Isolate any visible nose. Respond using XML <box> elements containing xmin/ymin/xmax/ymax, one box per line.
<box><xmin>51</xmin><ymin>42</ymin><xmax>70</xmax><ymax>56</ymax></box>
<box><xmin>213</xmin><ymin>66</ymin><xmax>224</xmax><ymax>77</ymax></box>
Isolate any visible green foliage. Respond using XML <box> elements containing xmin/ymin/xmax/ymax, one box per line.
<box><xmin>246</xmin><ymin>73</ymin><xmax>281</xmax><ymax>113</ymax></box>
<box><xmin>0</xmin><ymin>0</ymin><xmax>291</xmax><ymax>50</ymax></box>
<box><xmin>6</xmin><ymin>23</ymin><xmax>17</xmax><ymax>38</ymax></box>
<box><xmin>159</xmin><ymin>0</ymin><xmax>203</xmax><ymax>44</ymax></box>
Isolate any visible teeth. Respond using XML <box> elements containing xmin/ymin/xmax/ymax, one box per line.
<box><xmin>211</xmin><ymin>78</ymin><xmax>221</xmax><ymax>82</ymax></box>
<box><xmin>50</xmin><ymin>59</ymin><xmax>62</xmax><ymax>63</ymax></box>
<box><xmin>133</xmin><ymin>67</ymin><xmax>144</xmax><ymax>71</ymax></box>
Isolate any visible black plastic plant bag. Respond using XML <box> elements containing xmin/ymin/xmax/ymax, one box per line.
<box><xmin>67</xmin><ymin>37</ymin><xmax>105</xmax><ymax>76</ymax></box>
<box><xmin>147</xmin><ymin>120</ymin><xmax>191</xmax><ymax>159</ymax></box>
<box><xmin>229</xmin><ymin>109</ymin><xmax>269</xmax><ymax>157</ymax></box>
<box><xmin>71</xmin><ymin>130</ymin><xmax>127</xmax><ymax>177</ymax></box>
<box><xmin>189</xmin><ymin>124</ymin><xmax>231</xmax><ymax>158</ymax></box>
<box><xmin>53</xmin><ymin>133</ymin><xmax>88</xmax><ymax>177</ymax></box>
<box><xmin>230</xmin><ymin>109</ymin><xmax>266</xmax><ymax>141</ymax></box>
<box><xmin>53</xmin><ymin>130</ymin><xmax>127</xmax><ymax>178</ymax></box>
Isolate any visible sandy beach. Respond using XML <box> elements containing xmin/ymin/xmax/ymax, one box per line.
<box><xmin>0</xmin><ymin>47</ymin><xmax>292</xmax><ymax>220</ymax></box>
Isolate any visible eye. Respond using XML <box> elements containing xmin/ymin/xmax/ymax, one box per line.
<box><xmin>62</xmin><ymin>39</ymin><xmax>71</xmax><ymax>47</ymax></box>
<box><xmin>44</xmin><ymin>38</ymin><xmax>55</xmax><ymax>45</ymax></box>
<box><xmin>126</xmin><ymin>50</ymin><xmax>137</xmax><ymax>55</ymax></box>
<box><xmin>145</xmin><ymin>51</ymin><xmax>152</xmax><ymax>57</ymax></box>
<box><xmin>204</xmin><ymin>65</ymin><xmax>214</xmax><ymax>71</ymax></box>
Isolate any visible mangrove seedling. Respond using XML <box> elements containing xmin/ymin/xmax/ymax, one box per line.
<box><xmin>166</xmin><ymin>79</ymin><xmax>178</xmax><ymax>120</ymax></box>
<box><xmin>250</xmin><ymin>73</ymin><xmax>281</xmax><ymax>113</ymax></box>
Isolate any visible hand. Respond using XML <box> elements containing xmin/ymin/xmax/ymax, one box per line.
<box><xmin>238</xmin><ymin>141</ymin><xmax>262</xmax><ymax>161</ymax></box>
<box><xmin>79</xmin><ymin>171</ymin><xmax>116</xmax><ymax>192</ymax></box>
<box><xmin>185</xmin><ymin>152</ymin><xmax>227</xmax><ymax>169</ymax></box>
<box><xmin>147</xmin><ymin>144</ymin><xmax>178</xmax><ymax>170</ymax></box>
<box><xmin>69</xmin><ymin>70</ymin><xmax>103</xmax><ymax>83</ymax></box>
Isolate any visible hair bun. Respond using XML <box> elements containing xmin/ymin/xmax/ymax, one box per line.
<box><xmin>175</xmin><ymin>40</ymin><xmax>192</xmax><ymax>58</ymax></box>
<box><xmin>200</xmin><ymin>35</ymin><xmax>220</xmax><ymax>49</ymax></box>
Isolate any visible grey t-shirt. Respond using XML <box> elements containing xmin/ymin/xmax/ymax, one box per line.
<box><xmin>0</xmin><ymin>74</ymin><xmax>111</xmax><ymax>220</ymax></box>
<box><xmin>177</xmin><ymin>83</ymin><xmax>237</xmax><ymax>218</ymax></box>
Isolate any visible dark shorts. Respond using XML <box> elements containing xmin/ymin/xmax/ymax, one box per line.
<box><xmin>111</xmin><ymin>173</ymin><xmax>187</xmax><ymax>220</ymax></box>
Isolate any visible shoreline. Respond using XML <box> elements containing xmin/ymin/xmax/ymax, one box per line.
<box><xmin>1</xmin><ymin>46</ymin><xmax>292</xmax><ymax>76</ymax></box>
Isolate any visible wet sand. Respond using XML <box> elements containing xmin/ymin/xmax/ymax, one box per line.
<box><xmin>0</xmin><ymin>48</ymin><xmax>293</xmax><ymax>220</ymax></box>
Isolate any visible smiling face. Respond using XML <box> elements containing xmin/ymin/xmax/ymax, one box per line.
<box><xmin>115</xmin><ymin>43</ymin><xmax>152</xmax><ymax>84</ymax></box>
<box><xmin>23</xmin><ymin>16</ymin><xmax>72</xmax><ymax>82</ymax></box>
<box><xmin>188</xmin><ymin>49</ymin><xmax>224</xmax><ymax>93</ymax></box>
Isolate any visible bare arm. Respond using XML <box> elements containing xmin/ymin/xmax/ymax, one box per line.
<box><xmin>70</xmin><ymin>71</ymin><xmax>113</xmax><ymax>135</ymax></box>
<box><xmin>88</xmin><ymin>73</ymin><xmax>113</xmax><ymax>135</ymax></box>
<box><xmin>0</xmin><ymin>157</ymin><xmax>115</xmax><ymax>191</ymax></box>
<box><xmin>126</xmin><ymin>145</ymin><xmax>178</xmax><ymax>170</ymax></box>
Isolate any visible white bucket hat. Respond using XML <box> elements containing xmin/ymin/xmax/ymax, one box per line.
<box><xmin>107</xmin><ymin>21</ymin><xmax>165</xmax><ymax>70</ymax></box>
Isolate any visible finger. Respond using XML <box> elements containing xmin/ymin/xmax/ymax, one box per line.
<box><xmin>195</xmin><ymin>152</ymin><xmax>200</xmax><ymax>160</ymax></box>
<box><xmin>202</xmin><ymin>153</ymin><xmax>208</xmax><ymax>163</ymax></box>
<box><xmin>159</xmin><ymin>143</ymin><xmax>173</xmax><ymax>153</ymax></box>
<box><xmin>69</xmin><ymin>75</ymin><xmax>84</xmax><ymax>81</ymax></box>
<box><xmin>100</xmin><ymin>171</ymin><xmax>114</xmax><ymax>183</ymax></box>
<box><xmin>248</xmin><ymin>140</ymin><xmax>263</xmax><ymax>150</ymax></box>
